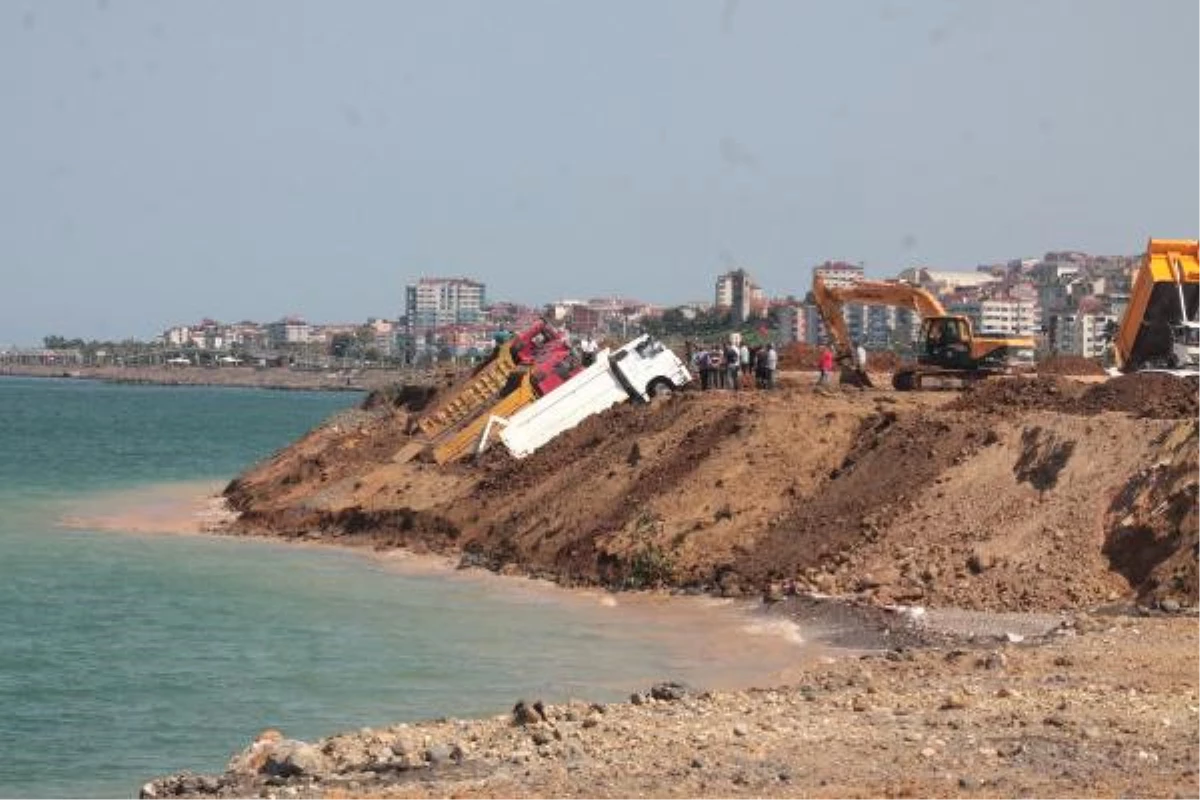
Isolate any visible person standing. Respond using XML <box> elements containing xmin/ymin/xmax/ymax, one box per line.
<box><xmin>739</xmin><ymin>341</ymin><xmax>751</xmax><ymax>386</ymax></box>
<box><xmin>764</xmin><ymin>343</ymin><xmax>778</xmax><ymax>389</ymax></box>
<box><xmin>725</xmin><ymin>341</ymin><xmax>741</xmax><ymax>391</ymax></box>
<box><xmin>816</xmin><ymin>345</ymin><xmax>834</xmax><ymax>390</ymax></box>
<box><xmin>579</xmin><ymin>335</ymin><xmax>598</xmax><ymax>367</ymax></box>
<box><xmin>695</xmin><ymin>346</ymin><xmax>711</xmax><ymax>391</ymax></box>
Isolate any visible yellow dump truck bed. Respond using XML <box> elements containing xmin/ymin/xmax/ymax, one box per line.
<box><xmin>1114</xmin><ymin>239</ymin><xmax>1199</xmax><ymax>372</ymax></box>
<box><xmin>431</xmin><ymin>375</ymin><xmax>538</xmax><ymax>464</ymax></box>
<box><xmin>416</xmin><ymin>345</ymin><xmax>516</xmax><ymax>437</ymax></box>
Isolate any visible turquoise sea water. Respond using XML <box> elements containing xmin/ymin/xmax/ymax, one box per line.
<box><xmin>0</xmin><ymin>378</ymin><xmax>808</xmax><ymax>798</ymax></box>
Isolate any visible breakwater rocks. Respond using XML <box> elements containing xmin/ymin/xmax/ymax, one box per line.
<box><xmin>142</xmin><ymin>612</ymin><xmax>1197</xmax><ymax>799</ymax></box>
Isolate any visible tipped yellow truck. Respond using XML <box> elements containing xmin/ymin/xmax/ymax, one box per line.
<box><xmin>1110</xmin><ymin>238</ymin><xmax>1199</xmax><ymax>376</ymax></box>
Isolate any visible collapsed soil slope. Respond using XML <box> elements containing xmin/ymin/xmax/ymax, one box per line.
<box><xmin>222</xmin><ymin>373</ymin><xmax>1198</xmax><ymax>612</ymax></box>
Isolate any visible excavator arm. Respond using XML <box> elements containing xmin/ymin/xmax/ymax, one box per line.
<box><xmin>812</xmin><ymin>276</ymin><xmax>947</xmax><ymax>362</ymax></box>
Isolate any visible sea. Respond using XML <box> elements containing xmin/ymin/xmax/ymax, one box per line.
<box><xmin>0</xmin><ymin>377</ymin><xmax>813</xmax><ymax>798</ymax></box>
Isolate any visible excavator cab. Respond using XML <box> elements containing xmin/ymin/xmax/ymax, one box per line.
<box><xmin>918</xmin><ymin>317</ymin><xmax>973</xmax><ymax>370</ymax></box>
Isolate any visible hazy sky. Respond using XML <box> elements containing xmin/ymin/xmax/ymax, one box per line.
<box><xmin>2</xmin><ymin>0</ymin><xmax>1197</xmax><ymax>344</ymax></box>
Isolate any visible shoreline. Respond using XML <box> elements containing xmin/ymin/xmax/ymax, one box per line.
<box><xmin>1</xmin><ymin>363</ymin><xmax>431</xmax><ymax>393</ymax></box>
<box><xmin>60</xmin><ymin>483</ymin><xmax>1198</xmax><ymax>799</ymax></box>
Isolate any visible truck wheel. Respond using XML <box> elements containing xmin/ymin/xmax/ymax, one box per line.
<box><xmin>892</xmin><ymin>370</ymin><xmax>916</xmax><ymax>391</ymax></box>
<box><xmin>648</xmin><ymin>379</ymin><xmax>674</xmax><ymax>399</ymax></box>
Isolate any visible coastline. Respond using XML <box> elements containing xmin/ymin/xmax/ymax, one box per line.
<box><xmin>69</xmin><ymin>483</ymin><xmax>1197</xmax><ymax>799</ymax></box>
<box><xmin>0</xmin><ymin>363</ymin><xmax>429</xmax><ymax>393</ymax></box>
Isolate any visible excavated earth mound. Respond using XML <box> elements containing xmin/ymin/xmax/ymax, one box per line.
<box><xmin>1036</xmin><ymin>354</ymin><xmax>1107</xmax><ymax>376</ymax></box>
<box><xmin>222</xmin><ymin>374</ymin><xmax>1198</xmax><ymax>613</ymax></box>
<box><xmin>947</xmin><ymin>373</ymin><xmax>1198</xmax><ymax>419</ymax></box>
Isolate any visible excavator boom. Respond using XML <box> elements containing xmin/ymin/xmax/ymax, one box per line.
<box><xmin>812</xmin><ymin>276</ymin><xmax>947</xmax><ymax>361</ymax></box>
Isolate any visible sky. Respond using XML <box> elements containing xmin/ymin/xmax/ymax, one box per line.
<box><xmin>1</xmin><ymin>0</ymin><xmax>1197</xmax><ymax>345</ymax></box>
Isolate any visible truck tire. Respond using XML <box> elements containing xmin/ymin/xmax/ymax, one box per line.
<box><xmin>647</xmin><ymin>378</ymin><xmax>674</xmax><ymax>399</ymax></box>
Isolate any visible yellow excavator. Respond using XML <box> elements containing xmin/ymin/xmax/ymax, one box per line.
<box><xmin>1109</xmin><ymin>238</ymin><xmax>1199</xmax><ymax>376</ymax></box>
<box><xmin>812</xmin><ymin>275</ymin><xmax>1036</xmax><ymax>390</ymax></box>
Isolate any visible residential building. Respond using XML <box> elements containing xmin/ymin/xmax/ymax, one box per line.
<box><xmin>266</xmin><ymin>317</ymin><xmax>311</xmax><ymax>347</ymax></box>
<box><xmin>404</xmin><ymin>277</ymin><xmax>486</xmax><ymax>332</ymax></box>
<box><xmin>947</xmin><ymin>297</ymin><xmax>1041</xmax><ymax>336</ymax></box>
<box><xmin>811</xmin><ymin>260</ymin><xmax>864</xmax><ymax>290</ymax></box>
<box><xmin>1073</xmin><ymin>313</ymin><xmax>1118</xmax><ymax>358</ymax></box>
<box><xmin>714</xmin><ymin>269</ymin><xmax>765</xmax><ymax>322</ymax></box>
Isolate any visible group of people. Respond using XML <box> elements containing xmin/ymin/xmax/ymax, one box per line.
<box><xmin>689</xmin><ymin>340</ymin><xmax>778</xmax><ymax>391</ymax></box>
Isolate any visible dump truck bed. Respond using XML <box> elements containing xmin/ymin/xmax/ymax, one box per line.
<box><xmin>1115</xmin><ymin>239</ymin><xmax>1199</xmax><ymax>372</ymax></box>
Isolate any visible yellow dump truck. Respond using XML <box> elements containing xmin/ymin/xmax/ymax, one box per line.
<box><xmin>1111</xmin><ymin>238</ymin><xmax>1199</xmax><ymax>375</ymax></box>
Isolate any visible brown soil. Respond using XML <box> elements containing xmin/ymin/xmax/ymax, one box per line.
<box><xmin>224</xmin><ymin>373</ymin><xmax>1198</xmax><ymax>611</ymax></box>
<box><xmin>1037</xmin><ymin>354</ymin><xmax>1108</xmax><ymax>376</ymax></box>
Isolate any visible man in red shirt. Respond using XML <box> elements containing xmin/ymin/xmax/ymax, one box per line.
<box><xmin>816</xmin><ymin>346</ymin><xmax>835</xmax><ymax>391</ymax></box>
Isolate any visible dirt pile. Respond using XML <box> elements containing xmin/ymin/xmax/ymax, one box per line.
<box><xmin>1103</xmin><ymin>421</ymin><xmax>1199</xmax><ymax>607</ymax></box>
<box><xmin>220</xmin><ymin>375</ymin><xmax>1198</xmax><ymax>614</ymax></box>
<box><xmin>1036</xmin><ymin>354</ymin><xmax>1107</xmax><ymax>376</ymax></box>
<box><xmin>948</xmin><ymin>373</ymin><xmax>1198</xmax><ymax>419</ymax></box>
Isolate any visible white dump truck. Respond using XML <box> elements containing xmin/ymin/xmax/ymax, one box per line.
<box><xmin>478</xmin><ymin>334</ymin><xmax>692</xmax><ymax>459</ymax></box>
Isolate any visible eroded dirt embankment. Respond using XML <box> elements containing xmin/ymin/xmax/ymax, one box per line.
<box><xmin>221</xmin><ymin>373</ymin><xmax>1199</xmax><ymax>613</ymax></box>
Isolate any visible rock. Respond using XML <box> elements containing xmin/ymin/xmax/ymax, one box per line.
<box><xmin>650</xmin><ymin>681</ymin><xmax>692</xmax><ymax>702</ymax></box>
<box><xmin>940</xmin><ymin>693</ymin><xmax>970</xmax><ymax>710</ymax></box>
<box><xmin>139</xmin><ymin>782</ymin><xmax>158</xmax><ymax>799</ymax></box>
<box><xmin>733</xmin><ymin>723</ymin><xmax>749</xmax><ymax>737</ymax></box>
<box><xmin>426</xmin><ymin>744</ymin><xmax>454</xmax><ymax>765</ymax></box>
<box><xmin>978</xmin><ymin>651</ymin><xmax>1008</xmax><ymax>670</ymax></box>
<box><xmin>531</xmin><ymin>729</ymin><xmax>553</xmax><ymax>746</ymax></box>
<box><xmin>967</xmin><ymin>550</ymin><xmax>993</xmax><ymax>574</ymax></box>
<box><xmin>264</xmin><ymin>742</ymin><xmax>330</xmax><ymax>778</ymax></box>
<box><xmin>1160</xmin><ymin>598</ymin><xmax>1181</xmax><ymax>613</ymax></box>
<box><xmin>1004</xmin><ymin>632</ymin><xmax>1025</xmax><ymax>643</ymax></box>
<box><xmin>512</xmin><ymin>699</ymin><xmax>545</xmax><ymax>725</ymax></box>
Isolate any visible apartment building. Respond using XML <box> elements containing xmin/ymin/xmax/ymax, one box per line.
<box><xmin>265</xmin><ymin>317</ymin><xmax>311</xmax><ymax>347</ymax></box>
<box><xmin>404</xmin><ymin>277</ymin><xmax>486</xmax><ymax>331</ymax></box>
<box><xmin>811</xmin><ymin>260</ymin><xmax>864</xmax><ymax>289</ymax></box>
<box><xmin>948</xmin><ymin>298</ymin><xmax>1041</xmax><ymax>336</ymax></box>
<box><xmin>714</xmin><ymin>269</ymin><xmax>765</xmax><ymax>322</ymax></box>
<box><xmin>1073</xmin><ymin>313</ymin><xmax>1118</xmax><ymax>358</ymax></box>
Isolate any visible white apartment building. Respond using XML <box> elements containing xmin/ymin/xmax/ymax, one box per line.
<box><xmin>1073</xmin><ymin>313</ymin><xmax>1118</xmax><ymax>358</ymax></box>
<box><xmin>404</xmin><ymin>277</ymin><xmax>486</xmax><ymax>331</ymax></box>
<box><xmin>811</xmin><ymin>261</ymin><xmax>864</xmax><ymax>289</ymax></box>
<box><xmin>949</xmin><ymin>298</ymin><xmax>1041</xmax><ymax>336</ymax></box>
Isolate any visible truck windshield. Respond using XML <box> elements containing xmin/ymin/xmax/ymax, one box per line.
<box><xmin>636</xmin><ymin>340</ymin><xmax>663</xmax><ymax>358</ymax></box>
